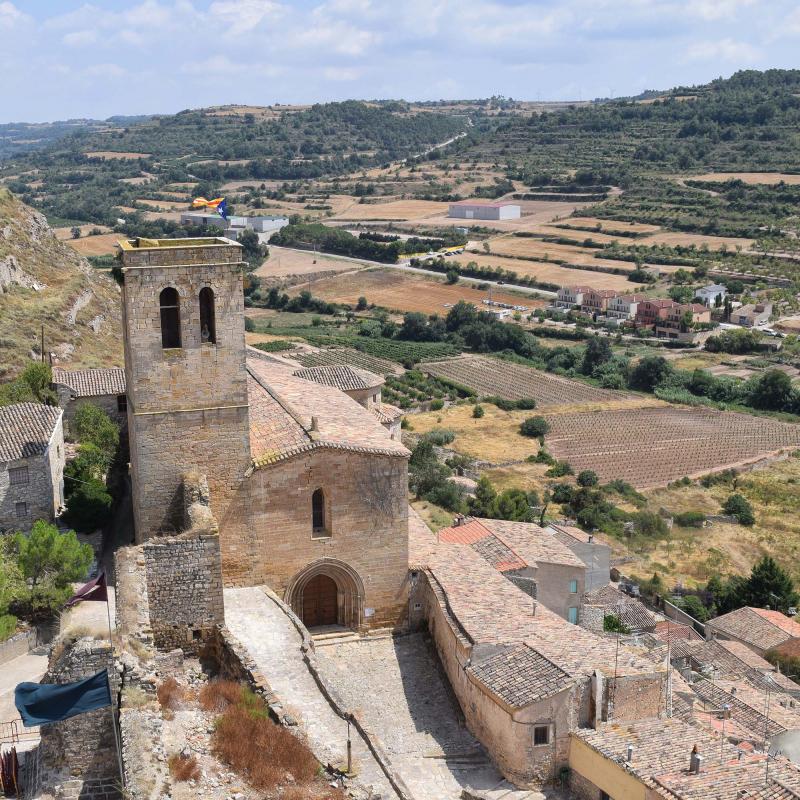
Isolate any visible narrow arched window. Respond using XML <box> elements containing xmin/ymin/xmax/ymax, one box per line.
<box><xmin>312</xmin><ymin>488</ymin><xmax>327</xmax><ymax>536</ymax></box>
<box><xmin>159</xmin><ymin>287</ymin><xmax>181</xmax><ymax>349</ymax></box>
<box><xmin>199</xmin><ymin>286</ymin><xmax>216</xmax><ymax>344</ymax></box>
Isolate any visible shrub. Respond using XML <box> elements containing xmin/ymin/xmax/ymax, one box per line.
<box><xmin>423</xmin><ymin>481</ymin><xmax>466</xmax><ymax>512</ymax></box>
<box><xmin>0</xmin><ymin>614</ymin><xmax>17</xmax><ymax>642</ymax></box>
<box><xmin>71</xmin><ymin>403</ymin><xmax>119</xmax><ymax>457</ymax></box>
<box><xmin>528</xmin><ymin>448</ymin><xmax>556</xmax><ymax>465</ymax></box>
<box><xmin>679</xmin><ymin>594</ymin><xmax>710</xmax><ymax>622</ymax></box>
<box><xmin>673</xmin><ymin>511</ymin><xmax>706</xmax><ymax>528</ymax></box>
<box><xmin>429</xmin><ymin>398</ymin><xmax>444</xmax><ymax>411</ymax></box>
<box><xmin>472</xmin><ymin>404</ymin><xmax>484</xmax><ymax>418</ymax></box>
<box><xmin>633</xmin><ymin>510</ymin><xmax>669</xmax><ymax>538</ymax></box>
<box><xmin>169</xmin><ymin>753</ymin><xmax>200</xmax><ymax>782</ymax></box>
<box><xmin>244</xmin><ymin>316</ymin><xmax>256</xmax><ymax>332</ymax></box>
<box><xmin>577</xmin><ymin>470</ymin><xmax>599</xmax><ymax>487</ymax></box>
<box><xmin>723</xmin><ymin>493</ymin><xmax>755</xmax><ymax>526</ymax></box>
<box><xmin>423</xmin><ymin>428</ymin><xmax>456</xmax><ymax>446</ymax></box>
<box><xmin>545</xmin><ymin>460</ymin><xmax>573</xmax><ymax>477</ymax></box>
<box><xmin>514</xmin><ymin>398</ymin><xmax>537</xmax><ymax>410</ymax></box>
<box><xmin>157</xmin><ymin>677</ymin><xmax>183</xmax><ymax>711</ymax></box>
<box><xmin>520</xmin><ymin>416</ymin><xmax>550</xmax><ymax>438</ymax></box>
<box><xmin>604</xmin><ymin>614</ymin><xmax>630</xmax><ymax>634</ymax></box>
<box><xmin>200</xmin><ymin>680</ymin><xmax>244</xmax><ymax>713</ymax></box>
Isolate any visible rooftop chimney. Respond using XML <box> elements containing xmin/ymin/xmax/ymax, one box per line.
<box><xmin>588</xmin><ymin>533</ymin><xmax>594</xmax><ymax>543</ymax></box>
<box><xmin>625</xmin><ymin>744</ymin><xmax>634</xmax><ymax>762</ymax></box>
<box><xmin>689</xmin><ymin>746</ymin><xmax>702</xmax><ymax>774</ymax></box>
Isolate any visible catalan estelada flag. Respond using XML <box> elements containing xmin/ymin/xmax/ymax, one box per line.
<box><xmin>191</xmin><ymin>196</ymin><xmax>228</xmax><ymax>220</ymax></box>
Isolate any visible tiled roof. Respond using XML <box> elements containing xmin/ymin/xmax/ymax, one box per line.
<box><xmin>584</xmin><ymin>584</ymin><xmax>657</xmax><ymax>632</ymax></box>
<box><xmin>0</xmin><ymin>403</ymin><xmax>62</xmax><ymax>462</ymax></box>
<box><xmin>707</xmin><ymin>607</ymin><xmax>800</xmax><ymax>651</ymax></box>
<box><xmin>654</xmin><ymin>621</ymin><xmax>703</xmax><ymax>643</ymax></box>
<box><xmin>371</xmin><ymin>402</ymin><xmax>403</xmax><ymax>424</ymax></box>
<box><xmin>467</xmin><ymin>644</ymin><xmax>573</xmax><ymax>709</ymax></box>
<box><xmin>574</xmin><ymin>717</ymin><xmax>800</xmax><ymax>800</ymax></box>
<box><xmin>718</xmin><ymin>639</ymin><xmax>779</xmax><ymax>669</ymax></box>
<box><xmin>425</xmin><ymin>542</ymin><xmax>659</xmax><ymax>679</ymax></box>
<box><xmin>247</xmin><ymin>358</ymin><xmax>409</xmax><ymax>468</ymax></box>
<box><xmin>52</xmin><ymin>367</ymin><xmax>126</xmax><ymax>397</ymax></box>
<box><xmin>408</xmin><ymin>505</ymin><xmax>440</xmax><ymax>569</ymax></box>
<box><xmin>691</xmin><ymin>678</ymin><xmax>786</xmax><ymax>740</ymax></box>
<box><xmin>292</xmin><ymin>365</ymin><xmax>383</xmax><ymax>392</ymax></box>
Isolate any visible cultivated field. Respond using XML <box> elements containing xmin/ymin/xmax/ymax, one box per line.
<box><xmin>483</xmin><ymin>236</ymin><xmax>646</xmax><ymax>272</ymax></box>
<box><xmin>544</xmin><ymin>407</ymin><xmax>800</xmax><ymax>488</ymax></box>
<box><xmin>136</xmin><ymin>198</ymin><xmax>190</xmax><ymax>210</ymax></box>
<box><xmin>54</xmin><ymin>224</ymin><xmax>111</xmax><ymax>240</ymax></box>
<box><xmin>255</xmin><ymin>247</ymin><xmax>358</xmax><ymax>279</ymax></box>
<box><xmin>294</xmin><ymin>267</ymin><xmax>543</xmax><ymax>315</ymax></box>
<box><xmin>688</xmin><ymin>172</ymin><xmax>800</xmax><ymax>185</ymax></box>
<box><xmin>561</xmin><ymin>217</ymin><xmax>660</xmax><ymax>234</ymax></box>
<box><xmin>63</xmin><ymin>233</ymin><xmax>123</xmax><ymax>256</ymax></box>
<box><xmin>418</xmin><ymin>200</ymin><xmax>594</xmax><ymax>232</ymax></box>
<box><xmin>420</xmin><ymin>354</ymin><xmax>628</xmax><ymax>406</ymax></box>
<box><xmin>458</xmin><ymin>252</ymin><xmax>645</xmax><ymax>291</ymax></box>
<box><xmin>330</xmin><ymin>199</ymin><xmax>449</xmax><ymax>221</ymax></box>
<box><xmin>293</xmin><ymin>347</ymin><xmax>400</xmax><ymax>376</ymax></box>
<box><xmin>84</xmin><ymin>151</ymin><xmax>149</xmax><ymax>160</ymax></box>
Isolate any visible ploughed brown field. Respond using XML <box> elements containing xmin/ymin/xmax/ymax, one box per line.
<box><xmin>292</xmin><ymin>267</ymin><xmax>543</xmax><ymax>315</ymax></box>
<box><xmin>63</xmin><ymin>233</ymin><xmax>124</xmax><ymax>256</ymax></box>
<box><xmin>84</xmin><ymin>151</ymin><xmax>149</xmax><ymax>160</ymax></box>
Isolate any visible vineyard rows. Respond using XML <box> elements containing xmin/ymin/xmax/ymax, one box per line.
<box><xmin>543</xmin><ymin>407</ymin><xmax>800</xmax><ymax>489</ymax></box>
<box><xmin>419</xmin><ymin>354</ymin><xmax>623</xmax><ymax>406</ymax></box>
<box><xmin>294</xmin><ymin>347</ymin><xmax>399</xmax><ymax>376</ymax></box>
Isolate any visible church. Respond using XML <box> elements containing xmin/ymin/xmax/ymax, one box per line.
<box><xmin>118</xmin><ymin>236</ymin><xmax>410</xmax><ymax>631</ymax></box>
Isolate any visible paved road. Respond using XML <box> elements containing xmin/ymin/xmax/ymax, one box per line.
<box><xmin>0</xmin><ymin>649</ymin><xmax>48</xmax><ymax>752</ymax></box>
<box><xmin>224</xmin><ymin>587</ymin><xmax>396</xmax><ymax>798</ymax></box>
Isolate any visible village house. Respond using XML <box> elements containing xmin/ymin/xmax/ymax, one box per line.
<box><xmin>547</xmin><ymin>523</ymin><xmax>611</xmax><ymax>592</ymax></box>
<box><xmin>0</xmin><ymin>403</ymin><xmax>65</xmax><ymax>532</ymax></box>
<box><xmin>51</xmin><ymin>366</ymin><xmax>128</xmax><ymax>432</ymax></box>
<box><xmin>705</xmin><ymin>606</ymin><xmax>800</xmax><ymax>656</ymax></box>
<box><xmin>436</xmin><ymin>516</ymin><xmax>587</xmax><ymax>622</ymax></box>
<box><xmin>634</xmin><ymin>298</ymin><xmax>677</xmax><ymax>329</ymax></box>
<box><xmin>605</xmin><ymin>293</ymin><xmax>646</xmax><ymax>323</ymax></box>
<box><xmin>655</xmin><ymin>302</ymin><xmax>712</xmax><ymax>340</ymax></box>
<box><xmin>569</xmin><ymin>716</ymin><xmax>800</xmax><ymax>800</ymax></box>
<box><xmin>291</xmin><ymin>364</ymin><xmax>403</xmax><ymax>440</ymax></box>
<box><xmin>118</xmin><ymin>236</ymin><xmax>410</xmax><ymax>632</ymax></box>
<box><xmin>554</xmin><ymin>285</ymin><xmax>591</xmax><ymax>310</ymax></box>
<box><xmin>580</xmin><ymin>288</ymin><xmax>617</xmax><ymax>317</ymax></box>
<box><xmin>409</xmin><ymin>521</ymin><xmax>666</xmax><ymax>787</ymax></box>
<box><xmin>734</xmin><ymin>301</ymin><xmax>773</xmax><ymax>327</ymax></box>
<box><xmin>580</xmin><ymin>584</ymin><xmax>657</xmax><ymax>635</ymax></box>
<box><xmin>695</xmin><ymin>283</ymin><xmax>727</xmax><ymax>307</ymax></box>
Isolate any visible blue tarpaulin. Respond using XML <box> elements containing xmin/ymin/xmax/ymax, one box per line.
<box><xmin>14</xmin><ymin>670</ymin><xmax>111</xmax><ymax>728</ymax></box>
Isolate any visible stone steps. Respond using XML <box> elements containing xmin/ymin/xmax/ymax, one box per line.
<box><xmin>461</xmin><ymin>785</ymin><xmax>547</xmax><ymax>800</ymax></box>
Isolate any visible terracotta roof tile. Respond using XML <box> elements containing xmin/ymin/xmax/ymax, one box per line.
<box><xmin>292</xmin><ymin>365</ymin><xmax>384</xmax><ymax>392</ymax></box>
<box><xmin>372</xmin><ymin>402</ymin><xmax>403</xmax><ymax>424</ymax></box>
<box><xmin>0</xmin><ymin>403</ymin><xmax>62</xmax><ymax>462</ymax></box>
<box><xmin>467</xmin><ymin>644</ymin><xmax>573</xmax><ymax>709</ymax></box>
<box><xmin>52</xmin><ymin>367</ymin><xmax>126</xmax><ymax>397</ymax></box>
<box><xmin>707</xmin><ymin>607</ymin><xmax>800</xmax><ymax>651</ymax></box>
<box><xmin>583</xmin><ymin>584</ymin><xmax>657</xmax><ymax>632</ymax></box>
<box><xmin>478</xmin><ymin>518</ymin><xmax>585</xmax><ymax>568</ymax></box>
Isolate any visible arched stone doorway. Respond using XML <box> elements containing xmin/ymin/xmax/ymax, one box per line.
<box><xmin>285</xmin><ymin>559</ymin><xmax>365</xmax><ymax>631</ymax></box>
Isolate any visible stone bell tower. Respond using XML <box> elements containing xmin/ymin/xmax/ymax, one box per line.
<box><xmin>118</xmin><ymin>237</ymin><xmax>251</xmax><ymax>541</ymax></box>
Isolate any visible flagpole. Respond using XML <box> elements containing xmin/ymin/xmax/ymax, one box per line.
<box><xmin>104</xmin><ymin>585</ymin><xmax>125</xmax><ymax>790</ymax></box>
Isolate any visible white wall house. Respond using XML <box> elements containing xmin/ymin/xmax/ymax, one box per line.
<box><xmin>555</xmin><ymin>286</ymin><xmax>590</xmax><ymax>309</ymax></box>
<box><xmin>606</xmin><ymin>294</ymin><xmax>645</xmax><ymax>322</ymax></box>
<box><xmin>695</xmin><ymin>284</ymin><xmax>727</xmax><ymax>307</ymax></box>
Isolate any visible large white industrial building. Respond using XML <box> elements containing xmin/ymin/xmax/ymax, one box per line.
<box><xmin>447</xmin><ymin>201</ymin><xmax>521</xmax><ymax>220</ymax></box>
<box><xmin>179</xmin><ymin>212</ymin><xmax>289</xmax><ymax>239</ymax></box>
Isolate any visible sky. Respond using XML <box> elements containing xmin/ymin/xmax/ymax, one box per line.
<box><xmin>2</xmin><ymin>0</ymin><xmax>800</xmax><ymax>123</ymax></box>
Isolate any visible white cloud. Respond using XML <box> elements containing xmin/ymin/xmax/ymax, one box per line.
<box><xmin>683</xmin><ymin>37</ymin><xmax>761</xmax><ymax>63</ymax></box>
<box><xmin>208</xmin><ymin>0</ymin><xmax>283</xmax><ymax>35</ymax></box>
<box><xmin>63</xmin><ymin>29</ymin><xmax>97</xmax><ymax>46</ymax></box>
<box><xmin>323</xmin><ymin>66</ymin><xmax>361</xmax><ymax>81</ymax></box>
<box><xmin>0</xmin><ymin>1</ymin><xmax>23</xmax><ymax>28</ymax></box>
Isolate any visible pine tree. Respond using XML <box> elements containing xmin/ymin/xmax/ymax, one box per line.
<box><xmin>745</xmin><ymin>556</ymin><xmax>798</xmax><ymax>612</ymax></box>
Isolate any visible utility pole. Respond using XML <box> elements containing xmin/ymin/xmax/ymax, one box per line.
<box><xmin>40</xmin><ymin>325</ymin><xmax>45</xmax><ymax>364</ymax></box>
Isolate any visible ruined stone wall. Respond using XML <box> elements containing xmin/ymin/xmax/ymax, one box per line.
<box><xmin>142</xmin><ymin>533</ymin><xmax>224</xmax><ymax>653</ymax></box>
<box><xmin>36</xmin><ymin>637</ymin><xmax>122</xmax><ymax>800</ymax></box>
<box><xmin>221</xmin><ymin>448</ymin><xmax>409</xmax><ymax>630</ymax></box>
<box><xmin>121</xmin><ymin>247</ymin><xmax>251</xmax><ymax>540</ymax></box>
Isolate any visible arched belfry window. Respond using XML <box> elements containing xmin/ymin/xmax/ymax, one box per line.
<box><xmin>312</xmin><ymin>488</ymin><xmax>328</xmax><ymax>537</ymax></box>
<box><xmin>159</xmin><ymin>287</ymin><xmax>181</xmax><ymax>349</ymax></box>
<box><xmin>199</xmin><ymin>287</ymin><xmax>216</xmax><ymax>344</ymax></box>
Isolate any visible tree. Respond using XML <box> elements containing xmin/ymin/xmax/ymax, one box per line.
<box><xmin>64</xmin><ymin>480</ymin><xmax>114</xmax><ymax>533</ymax></box>
<box><xmin>356</xmin><ymin>296</ymin><xmax>368</xmax><ymax>310</ymax></box>
<box><xmin>71</xmin><ymin>403</ymin><xmax>119</xmax><ymax>457</ymax></box>
<box><xmin>577</xmin><ymin>470</ymin><xmax>599</xmax><ymax>487</ymax></box>
<box><xmin>493</xmin><ymin>488</ymin><xmax>534</xmax><ymax>522</ymax></box>
<box><xmin>520</xmin><ymin>416</ymin><xmax>550</xmax><ymax>438</ymax></box>
<box><xmin>70</xmin><ymin>226</ymin><xmax>81</xmax><ymax>239</ymax></box>
<box><xmin>680</xmin><ymin>594</ymin><xmax>710</xmax><ymax>622</ymax></box>
<box><xmin>12</xmin><ymin>521</ymin><xmax>92</xmax><ymax>592</ymax></box>
<box><xmin>633</xmin><ymin>510</ymin><xmax>669</xmax><ymax>537</ymax></box>
<box><xmin>472</xmin><ymin>404</ymin><xmax>484</xmax><ymax>419</ymax></box>
<box><xmin>723</xmin><ymin>493</ymin><xmax>755</xmax><ymax>526</ymax></box>
<box><xmin>445</xmin><ymin>269</ymin><xmax>460</xmax><ymax>284</ymax></box>
<box><xmin>748</xmin><ymin>369</ymin><xmax>794</xmax><ymax>411</ymax></box>
<box><xmin>581</xmin><ymin>336</ymin><xmax>611</xmax><ymax>376</ymax></box>
<box><xmin>629</xmin><ymin>355</ymin><xmax>672</xmax><ymax>392</ymax></box>
<box><xmin>468</xmin><ymin>477</ymin><xmax>498</xmax><ymax>517</ymax></box>
<box><xmin>745</xmin><ymin>555</ymin><xmax>797</xmax><ymax>611</ymax></box>
<box><xmin>63</xmin><ymin>443</ymin><xmax>109</xmax><ymax>500</ymax></box>
<box><xmin>604</xmin><ymin>614</ymin><xmax>630</xmax><ymax>634</ymax></box>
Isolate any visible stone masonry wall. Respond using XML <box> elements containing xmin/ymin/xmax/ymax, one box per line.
<box><xmin>221</xmin><ymin>448</ymin><xmax>409</xmax><ymax>630</ymax></box>
<box><xmin>143</xmin><ymin>533</ymin><xmax>224</xmax><ymax>653</ymax></box>
<box><xmin>36</xmin><ymin>637</ymin><xmax>122</xmax><ymax>800</ymax></box>
<box><xmin>121</xmin><ymin>245</ymin><xmax>251</xmax><ymax>540</ymax></box>
<box><xmin>0</xmin><ymin>414</ymin><xmax>64</xmax><ymax>533</ymax></box>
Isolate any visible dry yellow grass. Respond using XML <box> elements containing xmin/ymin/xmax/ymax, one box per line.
<box><xmin>64</xmin><ymin>233</ymin><xmax>123</xmax><ymax>256</ymax></box>
<box><xmin>85</xmin><ymin>151</ymin><xmax>149</xmax><ymax>160</ymax></box>
<box><xmin>296</xmin><ymin>267</ymin><xmax>542</xmax><ymax>316</ymax></box>
<box><xmin>563</xmin><ymin>216</ymin><xmax>659</xmax><ymax>234</ymax></box>
<box><xmin>331</xmin><ymin>199</ymin><xmax>449</xmax><ymax>221</ymax></box>
<box><xmin>136</xmin><ymin>198</ymin><xmax>190</xmax><ymax>210</ymax></box>
<box><xmin>54</xmin><ymin>224</ymin><xmax>111</xmax><ymax>240</ymax></box>
<box><xmin>255</xmin><ymin>247</ymin><xmax>356</xmax><ymax>278</ymax></box>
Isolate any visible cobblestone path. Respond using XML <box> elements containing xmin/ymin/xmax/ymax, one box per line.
<box><xmin>315</xmin><ymin>633</ymin><xmax>543</xmax><ymax>800</ymax></box>
<box><xmin>224</xmin><ymin>587</ymin><xmax>396</xmax><ymax>798</ymax></box>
